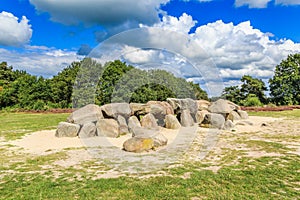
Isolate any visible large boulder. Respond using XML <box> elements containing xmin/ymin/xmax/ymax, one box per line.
<box><xmin>140</xmin><ymin>113</ymin><xmax>158</xmax><ymax>129</ymax></box>
<box><xmin>195</xmin><ymin>110</ymin><xmax>209</xmax><ymax>124</ymax></box>
<box><xmin>67</xmin><ymin>104</ymin><xmax>103</xmax><ymax>125</ymax></box>
<box><xmin>237</xmin><ymin>110</ymin><xmax>249</xmax><ymax>119</ymax></box>
<box><xmin>196</xmin><ymin>100</ymin><xmax>211</xmax><ymax>111</ymax></box>
<box><xmin>123</xmin><ymin>137</ymin><xmax>154</xmax><ymax>153</ymax></box>
<box><xmin>101</xmin><ymin>103</ymin><xmax>131</xmax><ymax>118</ymax></box>
<box><xmin>180</xmin><ymin>109</ymin><xmax>195</xmax><ymax>127</ymax></box>
<box><xmin>147</xmin><ymin>101</ymin><xmax>174</xmax><ymax>115</ymax></box>
<box><xmin>117</xmin><ymin>115</ymin><xmax>129</xmax><ymax>135</ymax></box>
<box><xmin>166</xmin><ymin>98</ymin><xmax>198</xmax><ymax>117</ymax></box>
<box><xmin>96</xmin><ymin>119</ymin><xmax>120</xmax><ymax>138</ymax></box>
<box><xmin>78</xmin><ymin>122</ymin><xmax>97</xmax><ymax>138</ymax></box>
<box><xmin>128</xmin><ymin>116</ymin><xmax>141</xmax><ymax>133</ymax></box>
<box><xmin>149</xmin><ymin>104</ymin><xmax>166</xmax><ymax>126</ymax></box>
<box><xmin>227</xmin><ymin>111</ymin><xmax>241</xmax><ymax>122</ymax></box>
<box><xmin>208</xmin><ymin>99</ymin><xmax>235</xmax><ymax>114</ymax></box>
<box><xmin>130</xmin><ymin>127</ymin><xmax>167</xmax><ymax>147</ymax></box>
<box><xmin>131</xmin><ymin>127</ymin><xmax>160</xmax><ymax>137</ymax></box>
<box><xmin>129</xmin><ymin>103</ymin><xmax>151</xmax><ymax>116</ymax></box>
<box><xmin>56</xmin><ymin>122</ymin><xmax>80</xmax><ymax>137</ymax></box>
<box><xmin>201</xmin><ymin>113</ymin><xmax>225</xmax><ymax>129</ymax></box>
<box><xmin>165</xmin><ymin>114</ymin><xmax>181</xmax><ymax>129</ymax></box>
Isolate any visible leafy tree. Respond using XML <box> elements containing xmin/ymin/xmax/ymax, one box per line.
<box><xmin>51</xmin><ymin>61</ymin><xmax>80</xmax><ymax>108</ymax></box>
<box><xmin>269</xmin><ymin>54</ymin><xmax>300</xmax><ymax>105</ymax></box>
<box><xmin>241</xmin><ymin>75</ymin><xmax>267</xmax><ymax>104</ymax></box>
<box><xmin>222</xmin><ymin>85</ymin><xmax>244</xmax><ymax>104</ymax></box>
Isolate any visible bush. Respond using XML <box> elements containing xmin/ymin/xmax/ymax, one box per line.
<box><xmin>242</xmin><ymin>94</ymin><xmax>263</xmax><ymax>107</ymax></box>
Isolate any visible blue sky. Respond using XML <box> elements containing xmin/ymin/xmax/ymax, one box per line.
<box><xmin>0</xmin><ymin>0</ymin><xmax>299</xmax><ymax>95</ymax></box>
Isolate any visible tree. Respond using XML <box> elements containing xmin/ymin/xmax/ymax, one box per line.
<box><xmin>51</xmin><ymin>61</ymin><xmax>80</xmax><ymax>108</ymax></box>
<box><xmin>269</xmin><ymin>54</ymin><xmax>300</xmax><ymax>105</ymax></box>
<box><xmin>221</xmin><ymin>85</ymin><xmax>244</xmax><ymax>104</ymax></box>
<box><xmin>241</xmin><ymin>75</ymin><xmax>267</xmax><ymax>104</ymax></box>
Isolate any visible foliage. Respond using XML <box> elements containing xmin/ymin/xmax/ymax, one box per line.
<box><xmin>222</xmin><ymin>75</ymin><xmax>267</xmax><ymax>106</ymax></box>
<box><xmin>221</xmin><ymin>86</ymin><xmax>244</xmax><ymax>104</ymax></box>
<box><xmin>269</xmin><ymin>54</ymin><xmax>300</xmax><ymax>105</ymax></box>
<box><xmin>242</xmin><ymin>94</ymin><xmax>263</xmax><ymax>107</ymax></box>
<box><xmin>241</xmin><ymin>75</ymin><xmax>267</xmax><ymax>104</ymax></box>
<box><xmin>0</xmin><ymin>59</ymin><xmax>207</xmax><ymax>110</ymax></box>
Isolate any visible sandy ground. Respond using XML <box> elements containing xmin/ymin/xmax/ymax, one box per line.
<box><xmin>2</xmin><ymin>115</ymin><xmax>299</xmax><ymax>176</ymax></box>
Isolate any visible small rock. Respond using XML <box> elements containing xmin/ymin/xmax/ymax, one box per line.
<box><xmin>236</xmin><ymin>121</ymin><xmax>254</xmax><ymax>126</ymax></box>
<box><xmin>261</xmin><ymin>122</ymin><xmax>270</xmax><ymax>127</ymax></box>
<box><xmin>56</xmin><ymin>122</ymin><xmax>80</xmax><ymax>137</ymax></box>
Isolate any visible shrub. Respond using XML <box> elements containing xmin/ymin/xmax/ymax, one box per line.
<box><xmin>242</xmin><ymin>94</ymin><xmax>263</xmax><ymax>107</ymax></box>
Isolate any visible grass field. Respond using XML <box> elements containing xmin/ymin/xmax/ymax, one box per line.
<box><xmin>0</xmin><ymin>110</ymin><xmax>299</xmax><ymax>199</ymax></box>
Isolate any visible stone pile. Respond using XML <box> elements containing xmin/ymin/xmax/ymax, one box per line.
<box><xmin>56</xmin><ymin>98</ymin><xmax>248</xmax><ymax>152</ymax></box>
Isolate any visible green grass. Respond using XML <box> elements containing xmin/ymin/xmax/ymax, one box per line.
<box><xmin>0</xmin><ymin>155</ymin><xmax>299</xmax><ymax>199</ymax></box>
<box><xmin>0</xmin><ymin>111</ymin><xmax>299</xmax><ymax>199</ymax></box>
<box><xmin>248</xmin><ymin>109</ymin><xmax>300</xmax><ymax>119</ymax></box>
<box><xmin>0</xmin><ymin>112</ymin><xmax>69</xmax><ymax>140</ymax></box>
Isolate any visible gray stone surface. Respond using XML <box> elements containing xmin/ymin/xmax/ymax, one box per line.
<box><xmin>78</xmin><ymin>122</ymin><xmax>97</xmax><ymax>138</ymax></box>
<box><xmin>123</xmin><ymin>137</ymin><xmax>154</xmax><ymax>153</ymax></box>
<box><xmin>117</xmin><ymin>115</ymin><xmax>129</xmax><ymax>135</ymax></box>
<box><xmin>195</xmin><ymin>110</ymin><xmax>209</xmax><ymax>124</ymax></box>
<box><xmin>129</xmin><ymin>103</ymin><xmax>151</xmax><ymax>115</ymax></box>
<box><xmin>227</xmin><ymin>111</ymin><xmax>241</xmax><ymax>122</ymax></box>
<box><xmin>56</xmin><ymin>122</ymin><xmax>80</xmax><ymax>137</ymax></box>
<box><xmin>180</xmin><ymin>109</ymin><xmax>195</xmax><ymax>127</ymax></box>
<box><xmin>67</xmin><ymin>104</ymin><xmax>103</xmax><ymax>125</ymax></box>
<box><xmin>202</xmin><ymin>113</ymin><xmax>225</xmax><ymax>129</ymax></box>
<box><xmin>237</xmin><ymin>110</ymin><xmax>249</xmax><ymax>119</ymax></box>
<box><xmin>208</xmin><ymin>99</ymin><xmax>235</xmax><ymax>114</ymax></box>
<box><xmin>96</xmin><ymin>119</ymin><xmax>120</xmax><ymax>138</ymax></box>
<box><xmin>128</xmin><ymin>116</ymin><xmax>141</xmax><ymax>133</ymax></box>
<box><xmin>165</xmin><ymin>114</ymin><xmax>181</xmax><ymax>129</ymax></box>
<box><xmin>223</xmin><ymin>120</ymin><xmax>235</xmax><ymax>130</ymax></box>
<box><xmin>140</xmin><ymin>113</ymin><xmax>158</xmax><ymax>129</ymax></box>
<box><xmin>101</xmin><ymin>103</ymin><xmax>131</xmax><ymax>118</ymax></box>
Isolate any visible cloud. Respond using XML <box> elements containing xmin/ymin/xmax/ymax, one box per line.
<box><xmin>235</xmin><ymin>0</ymin><xmax>300</xmax><ymax>8</ymax></box>
<box><xmin>0</xmin><ymin>11</ymin><xmax>32</xmax><ymax>47</ymax></box>
<box><xmin>0</xmin><ymin>46</ymin><xmax>80</xmax><ymax>77</ymax></box>
<box><xmin>132</xmin><ymin>13</ymin><xmax>300</xmax><ymax>95</ymax></box>
<box><xmin>235</xmin><ymin>0</ymin><xmax>272</xmax><ymax>8</ymax></box>
<box><xmin>141</xmin><ymin>13</ymin><xmax>197</xmax><ymax>34</ymax></box>
<box><xmin>29</xmin><ymin>0</ymin><xmax>169</xmax><ymax>27</ymax></box>
<box><xmin>275</xmin><ymin>0</ymin><xmax>300</xmax><ymax>5</ymax></box>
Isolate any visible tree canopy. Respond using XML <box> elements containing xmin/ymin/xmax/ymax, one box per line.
<box><xmin>269</xmin><ymin>54</ymin><xmax>300</xmax><ymax>105</ymax></box>
<box><xmin>0</xmin><ymin>59</ymin><xmax>208</xmax><ymax>110</ymax></box>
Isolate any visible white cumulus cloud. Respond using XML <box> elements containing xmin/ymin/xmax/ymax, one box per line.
<box><xmin>0</xmin><ymin>11</ymin><xmax>33</xmax><ymax>47</ymax></box>
<box><xmin>235</xmin><ymin>0</ymin><xmax>272</xmax><ymax>8</ymax></box>
<box><xmin>275</xmin><ymin>0</ymin><xmax>300</xmax><ymax>5</ymax></box>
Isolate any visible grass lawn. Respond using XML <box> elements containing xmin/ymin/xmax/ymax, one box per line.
<box><xmin>0</xmin><ymin>112</ymin><xmax>69</xmax><ymax>140</ymax></box>
<box><xmin>0</xmin><ymin>110</ymin><xmax>299</xmax><ymax>199</ymax></box>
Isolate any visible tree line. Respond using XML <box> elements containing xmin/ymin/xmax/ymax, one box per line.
<box><xmin>222</xmin><ymin>53</ymin><xmax>300</xmax><ymax>106</ymax></box>
<box><xmin>0</xmin><ymin>58</ymin><xmax>208</xmax><ymax>110</ymax></box>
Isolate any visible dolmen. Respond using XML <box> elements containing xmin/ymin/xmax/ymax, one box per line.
<box><xmin>56</xmin><ymin>98</ymin><xmax>248</xmax><ymax>152</ymax></box>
